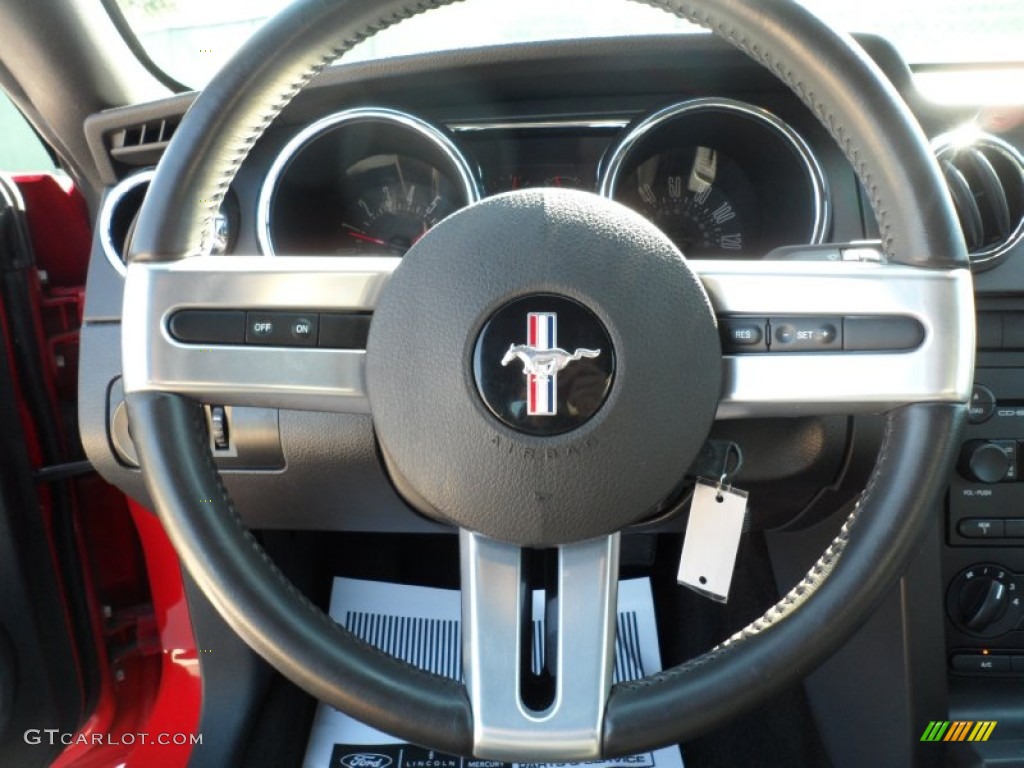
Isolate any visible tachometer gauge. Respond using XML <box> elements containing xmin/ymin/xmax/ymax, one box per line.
<box><xmin>259</xmin><ymin>107</ymin><xmax>480</xmax><ymax>256</ymax></box>
<box><xmin>600</xmin><ymin>98</ymin><xmax>829</xmax><ymax>258</ymax></box>
<box><xmin>339</xmin><ymin>155</ymin><xmax>460</xmax><ymax>255</ymax></box>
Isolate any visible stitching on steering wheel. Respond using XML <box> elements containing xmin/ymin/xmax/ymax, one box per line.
<box><xmin>189</xmin><ymin>0</ymin><xmax>895</xmax><ymax>264</ymax></box>
<box><xmin>193</xmin><ymin>0</ymin><xmax>460</xmax><ymax>258</ymax></box>
<box><xmin>639</xmin><ymin>1</ymin><xmax>894</xmax><ymax>261</ymax></box>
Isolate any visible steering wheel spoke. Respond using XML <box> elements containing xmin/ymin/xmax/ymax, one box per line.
<box><xmin>461</xmin><ymin>530</ymin><xmax>620</xmax><ymax>761</ymax></box>
<box><xmin>122</xmin><ymin>254</ymin><xmax>398</xmax><ymax>411</ymax></box>
<box><xmin>696</xmin><ymin>255</ymin><xmax>974</xmax><ymax>417</ymax></box>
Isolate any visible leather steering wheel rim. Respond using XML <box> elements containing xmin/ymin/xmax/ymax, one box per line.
<box><xmin>124</xmin><ymin>0</ymin><xmax>969</xmax><ymax>757</ymax></box>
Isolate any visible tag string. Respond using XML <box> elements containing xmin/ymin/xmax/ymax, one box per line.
<box><xmin>717</xmin><ymin>442</ymin><xmax>744</xmax><ymax>495</ymax></box>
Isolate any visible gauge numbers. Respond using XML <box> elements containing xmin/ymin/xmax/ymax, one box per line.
<box><xmin>624</xmin><ymin>146</ymin><xmax>750</xmax><ymax>257</ymax></box>
<box><xmin>600</xmin><ymin>98</ymin><xmax>829</xmax><ymax>259</ymax></box>
<box><xmin>339</xmin><ymin>154</ymin><xmax>459</xmax><ymax>256</ymax></box>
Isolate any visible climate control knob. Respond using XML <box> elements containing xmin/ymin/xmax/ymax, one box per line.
<box><xmin>959</xmin><ymin>440</ymin><xmax>1015</xmax><ymax>484</ymax></box>
<box><xmin>947</xmin><ymin>564</ymin><xmax>1023</xmax><ymax>638</ymax></box>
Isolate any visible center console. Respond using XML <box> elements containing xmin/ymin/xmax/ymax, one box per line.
<box><xmin>944</xmin><ymin>308</ymin><xmax>1024</xmax><ymax>758</ymax></box>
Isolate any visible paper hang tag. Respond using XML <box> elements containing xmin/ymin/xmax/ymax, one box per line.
<box><xmin>678</xmin><ymin>478</ymin><xmax>749</xmax><ymax>603</ymax></box>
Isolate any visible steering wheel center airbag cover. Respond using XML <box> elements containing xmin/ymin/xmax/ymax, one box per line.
<box><xmin>367</xmin><ymin>189</ymin><xmax>721</xmax><ymax>546</ymax></box>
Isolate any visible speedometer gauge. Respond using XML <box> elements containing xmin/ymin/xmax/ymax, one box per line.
<box><xmin>618</xmin><ymin>146</ymin><xmax>756</xmax><ymax>255</ymax></box>
<box><xmin>600</xmin><ymin>98</ymin><xmax>829</xmax><ymax>258</ymax></box>
<box><xmin>259</xmin><ymin>107</ymin><xmax>480</xmax><ymax>256</ymax></box>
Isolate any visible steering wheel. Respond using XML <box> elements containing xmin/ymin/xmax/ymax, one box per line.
<box><xmin>121</xmin><ymin>0</ymin><xmax>973</xmax><ymax>759</ymax></box>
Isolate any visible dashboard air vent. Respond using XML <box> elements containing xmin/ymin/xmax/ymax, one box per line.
<box><xmin>108</xmin><ymin>117</ymin><xmax>181</xmax><ymax>164</ymax></box>
<box><xmin>935</xmin><ymin>131</ymin><xmax>1024</xmax><ymax>269</ymax></box>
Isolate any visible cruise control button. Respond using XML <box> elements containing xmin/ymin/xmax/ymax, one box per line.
<box><xmin>771</xmin><ymin>318</ymin><xmax>841</xmax><ymax>351</ymax></box>
<box><xmin>720</xmin><ymin>319</ymin><xmax>767</xmax><ymax>352</ymax></box>
<box><xmin>290</xmin><ymin>317</ymin><xmax>316</xmax><ymax>342</ymax></box>
<box><xmin>250</xmin><ymin>319</ymin><xmax>274</xmax><ymax>339</ymax></box>
<box><xmin>245</xmin><ymin>312</ymin><xmax>319</xmax><ymax>346</ymax></box>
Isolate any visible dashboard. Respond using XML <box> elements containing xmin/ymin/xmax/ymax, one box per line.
<box><xmin>88</xmin><ymin>37</ymin><xmax>887</xmax><ymax>277</ymax></box>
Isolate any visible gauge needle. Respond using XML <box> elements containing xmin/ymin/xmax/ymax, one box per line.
<box><xmin>411</xmin><ymin>220</ymin><xmax>429</xmax><ymax>245</ymax></box>
<box><xmin>347</xmin><ymin>231</ymin><xmax>388</xmax><ymax>246</ymax></box>
<box><xmin>394</xmin><ymin>155</ymin><xmax>407</xmax><ymax>195</ymax></box>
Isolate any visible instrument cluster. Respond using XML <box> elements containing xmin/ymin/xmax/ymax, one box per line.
<box><xmin>258</xmin><ymin>99</ymin><xmax>831</xmax><ymax>259</ymax></box>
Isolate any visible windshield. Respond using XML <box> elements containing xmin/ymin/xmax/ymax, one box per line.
<box><xmin>115</xmin><ymin>0</ymin><xmax>1024</xmax><ymax>91</ymax></box>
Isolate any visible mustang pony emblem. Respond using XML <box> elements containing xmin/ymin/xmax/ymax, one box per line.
<box><xmin>501</xmin><ymin>311</ymin><xmax>601</xmax><ymax>416</ymax></box>
<box><xmin>501</xmin><ymin>344</ymin><xmax>602</xmax><ymax>377</ymax></box>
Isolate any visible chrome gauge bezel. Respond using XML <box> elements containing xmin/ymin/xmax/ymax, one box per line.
<box><xmin>598</xmin><ymin>97</ymin><xmax>830</xmax><ymax>253</ymax></box>
<box><xmin>101</xmin><ymin>168</ymin><xmax>239</xmax><ymax>274</ymax></box>
<box><xmin>99</xmin><ymin>168</ymin><xmax>156</xmax><ymax>276</ymax></box>
<box><xmin>257</xmin><ymin>106</ymin><xmax>482</xmax><ymax>256</ymax></box>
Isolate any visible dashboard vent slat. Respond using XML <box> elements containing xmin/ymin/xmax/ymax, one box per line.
<box><xmin>941</xmin><ymin>158</ymin><xmax>985</xmax><ymax>251</ymax></box>
<box><xmin>963</xmin><ymin>147</ymin><xmax>1013</xmax><ymax>240</ymax></box>
<box><xmin>935</xmin><ymin>131</ymin><xmax>1024</xmax><ymax>269</ymax></box>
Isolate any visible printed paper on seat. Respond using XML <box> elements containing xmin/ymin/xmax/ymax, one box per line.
<box><xmin>303</xmin><ymin>577</ymin><xmax>684</xmax><ymax>768</ymax></box>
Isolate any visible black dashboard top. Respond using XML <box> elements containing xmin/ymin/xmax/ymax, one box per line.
<box><xmin>84</xmin><ymin>34</ymin><xmax>1022</xmax><ymax>289</ymax></box>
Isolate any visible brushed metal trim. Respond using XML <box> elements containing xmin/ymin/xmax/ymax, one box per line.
<box><xmin>698</xmin><ymin>258</ymin><xmax>975</xmax><ymax>417</ymax></box>
<box><xmin>460</xmin><ymin>530</ymin><xmax>619</xmax><ymax>761</ymax></box>
<box><xmin>122</xmin><ymin>257</ymin><xmax>972</xmax><ymax>417</ymax></box>
<box><xmin>121</xmin><ymin>255</ymin><xmax>399</xmax><ymax>412</ymax></box>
